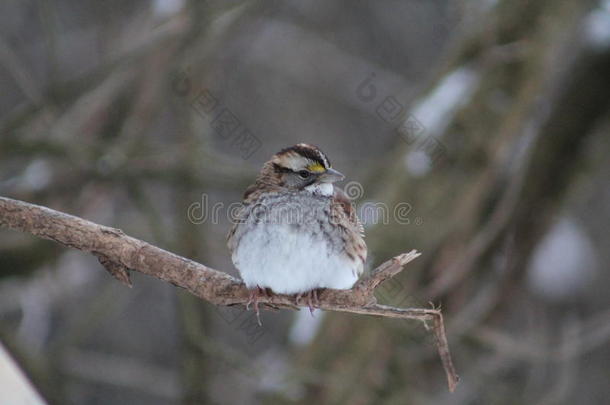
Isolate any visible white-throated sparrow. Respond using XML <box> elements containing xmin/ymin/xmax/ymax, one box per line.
<box><xmin>227</xmin><ymin>144</ymin><xmax>366</xmax><ymax>322</ymax></box>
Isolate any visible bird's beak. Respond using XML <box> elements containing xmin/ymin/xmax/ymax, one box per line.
<box><xmin>319</xmin><ymin>168</ymin><xmax>345</xmax><ymax>183</ymax></box>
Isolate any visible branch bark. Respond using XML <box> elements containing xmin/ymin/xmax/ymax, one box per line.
<box><xmin>0</xmin><ymin>196</ymin><xmax>458</xmax><ymax>391</ymax></box>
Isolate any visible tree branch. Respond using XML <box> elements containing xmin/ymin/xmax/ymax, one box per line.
<box><xmin>0</xmin><ymin>196</ymin><xmax>458</xmax><ymax>392</ymax></box>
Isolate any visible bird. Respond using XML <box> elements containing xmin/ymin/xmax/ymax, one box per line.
<box><xmin>227</xmin><ymin>143</ymin><xmax>367</xmax><ymax>323</ymax></box>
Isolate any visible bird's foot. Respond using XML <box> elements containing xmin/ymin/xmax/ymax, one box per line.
<box><xmin>312</xmin><ymin>288</ymin><xmax>322</xmax><ymax>307</ymax></box>
<box><xmin>294</xmin><ymin>289</ymin><xmax>324</xmax><ymax>316</ymax></box>
<box><xmin>246</xmin><ymin>285</ymin><xmax>268</xmax><ymax>326</ymax></box>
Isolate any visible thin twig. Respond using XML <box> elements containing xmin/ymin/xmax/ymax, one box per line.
<box><xmin>0</xmin><ymin>196</ymin><xmax>459</xmax><ymax>391</ymax></box>
<box><xmin>357</xmin><ymin>250</ymin><xmax>422</xmax><ymax>293</ymax></box>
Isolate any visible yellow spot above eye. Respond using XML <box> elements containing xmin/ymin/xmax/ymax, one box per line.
<box><xmin>307</xmin><ymin>163</ymin><xmax>326</xmax><ymax>173</ymax></box>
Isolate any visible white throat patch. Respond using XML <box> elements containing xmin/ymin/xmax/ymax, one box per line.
<box><xmin>305</xmin><ymin>182</ymin><xmax>334</xmax><ymax>196</ymax></box>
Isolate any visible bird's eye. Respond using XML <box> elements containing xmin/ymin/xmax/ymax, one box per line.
<box><xmin>298</xmin><ymin>170</ymin><xmax>311</xmax><ymax>179</ymax></box>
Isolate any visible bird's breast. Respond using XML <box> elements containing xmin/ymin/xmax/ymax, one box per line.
<box><xmin>231</xmin><ymin>192</ymin><xmax>360</xmax><ymax>294</ymax></box>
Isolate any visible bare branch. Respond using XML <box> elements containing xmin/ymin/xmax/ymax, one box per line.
<box><xmin>356</xmin><ymin>250</ymin><xmax>422</xmax><ymax>293</ymax></box>
<box><xmin>0</xmin><ymin>196</ymin><xmax>458</xmax><ymax>391</ymax></box>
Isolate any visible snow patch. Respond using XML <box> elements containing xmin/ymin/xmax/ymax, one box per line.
<box><xmin>404</xmin><ymin>150</ymin><xmax>432</xmax><ymax>177</ymax></box>
<box><xmin>411</xmin><ymin>66</ymin><xmax>479</xmax><ymax>137</ymax></box>
<box><xmin>289</xmin><ymin>309</ymin><xmax>324</xmax><ymax>346</ymax></box>
<box><xmin>584</xmin><ymin>1</ymin><xmax>610</xmax><ymax>49</ymax></box>
<box><xmin>152</xmin><ymin>0</ymin><xmax>184</xmax><ymax>18</ymax></box>
<box><xmin>526</xmin><ymin>218</ymin><xmax>598</xmax><ymax>301</ymax></box>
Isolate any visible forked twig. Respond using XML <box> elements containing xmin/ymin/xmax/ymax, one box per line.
<box><xmin>0</xmin><ymin>196</ymin><xmax>459</xmax><ymax>391</ymax></box>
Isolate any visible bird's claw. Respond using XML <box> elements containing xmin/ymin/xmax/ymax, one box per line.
<box><xmin>294</xmin><ymin>289</ymin><xmax>322</xmax><ymax>316</ymax></box>
<box><xmin>246</xmin><ymin>285</ymin><xmax>268</xmax><ymax>326</ymax></box>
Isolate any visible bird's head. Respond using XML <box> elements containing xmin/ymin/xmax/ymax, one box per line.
<box><xmin>258</xmin><ymin>143</ymin><xmax>344</xmax><ymax>195</ymax></box>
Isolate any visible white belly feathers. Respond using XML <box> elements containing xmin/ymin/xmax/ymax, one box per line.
<box><xmin>231</xmin><ymin>192</ymin><xmax>360</xmax><ymax>294</ymax></box>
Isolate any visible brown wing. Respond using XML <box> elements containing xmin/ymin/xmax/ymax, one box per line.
<box><xmin>333</xmin><ymin>187</ymin><xmax>365</xmax><ymax>237</ymax></box>
<box><xmin>227</xmin><ymin>182</ymin><xmax>261</xmax><ymax>252</ymax></box>
<box><xmin>332</xmin><ymin>187</ymin><xmax>367</xmax><ymax>272</ymax></box>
